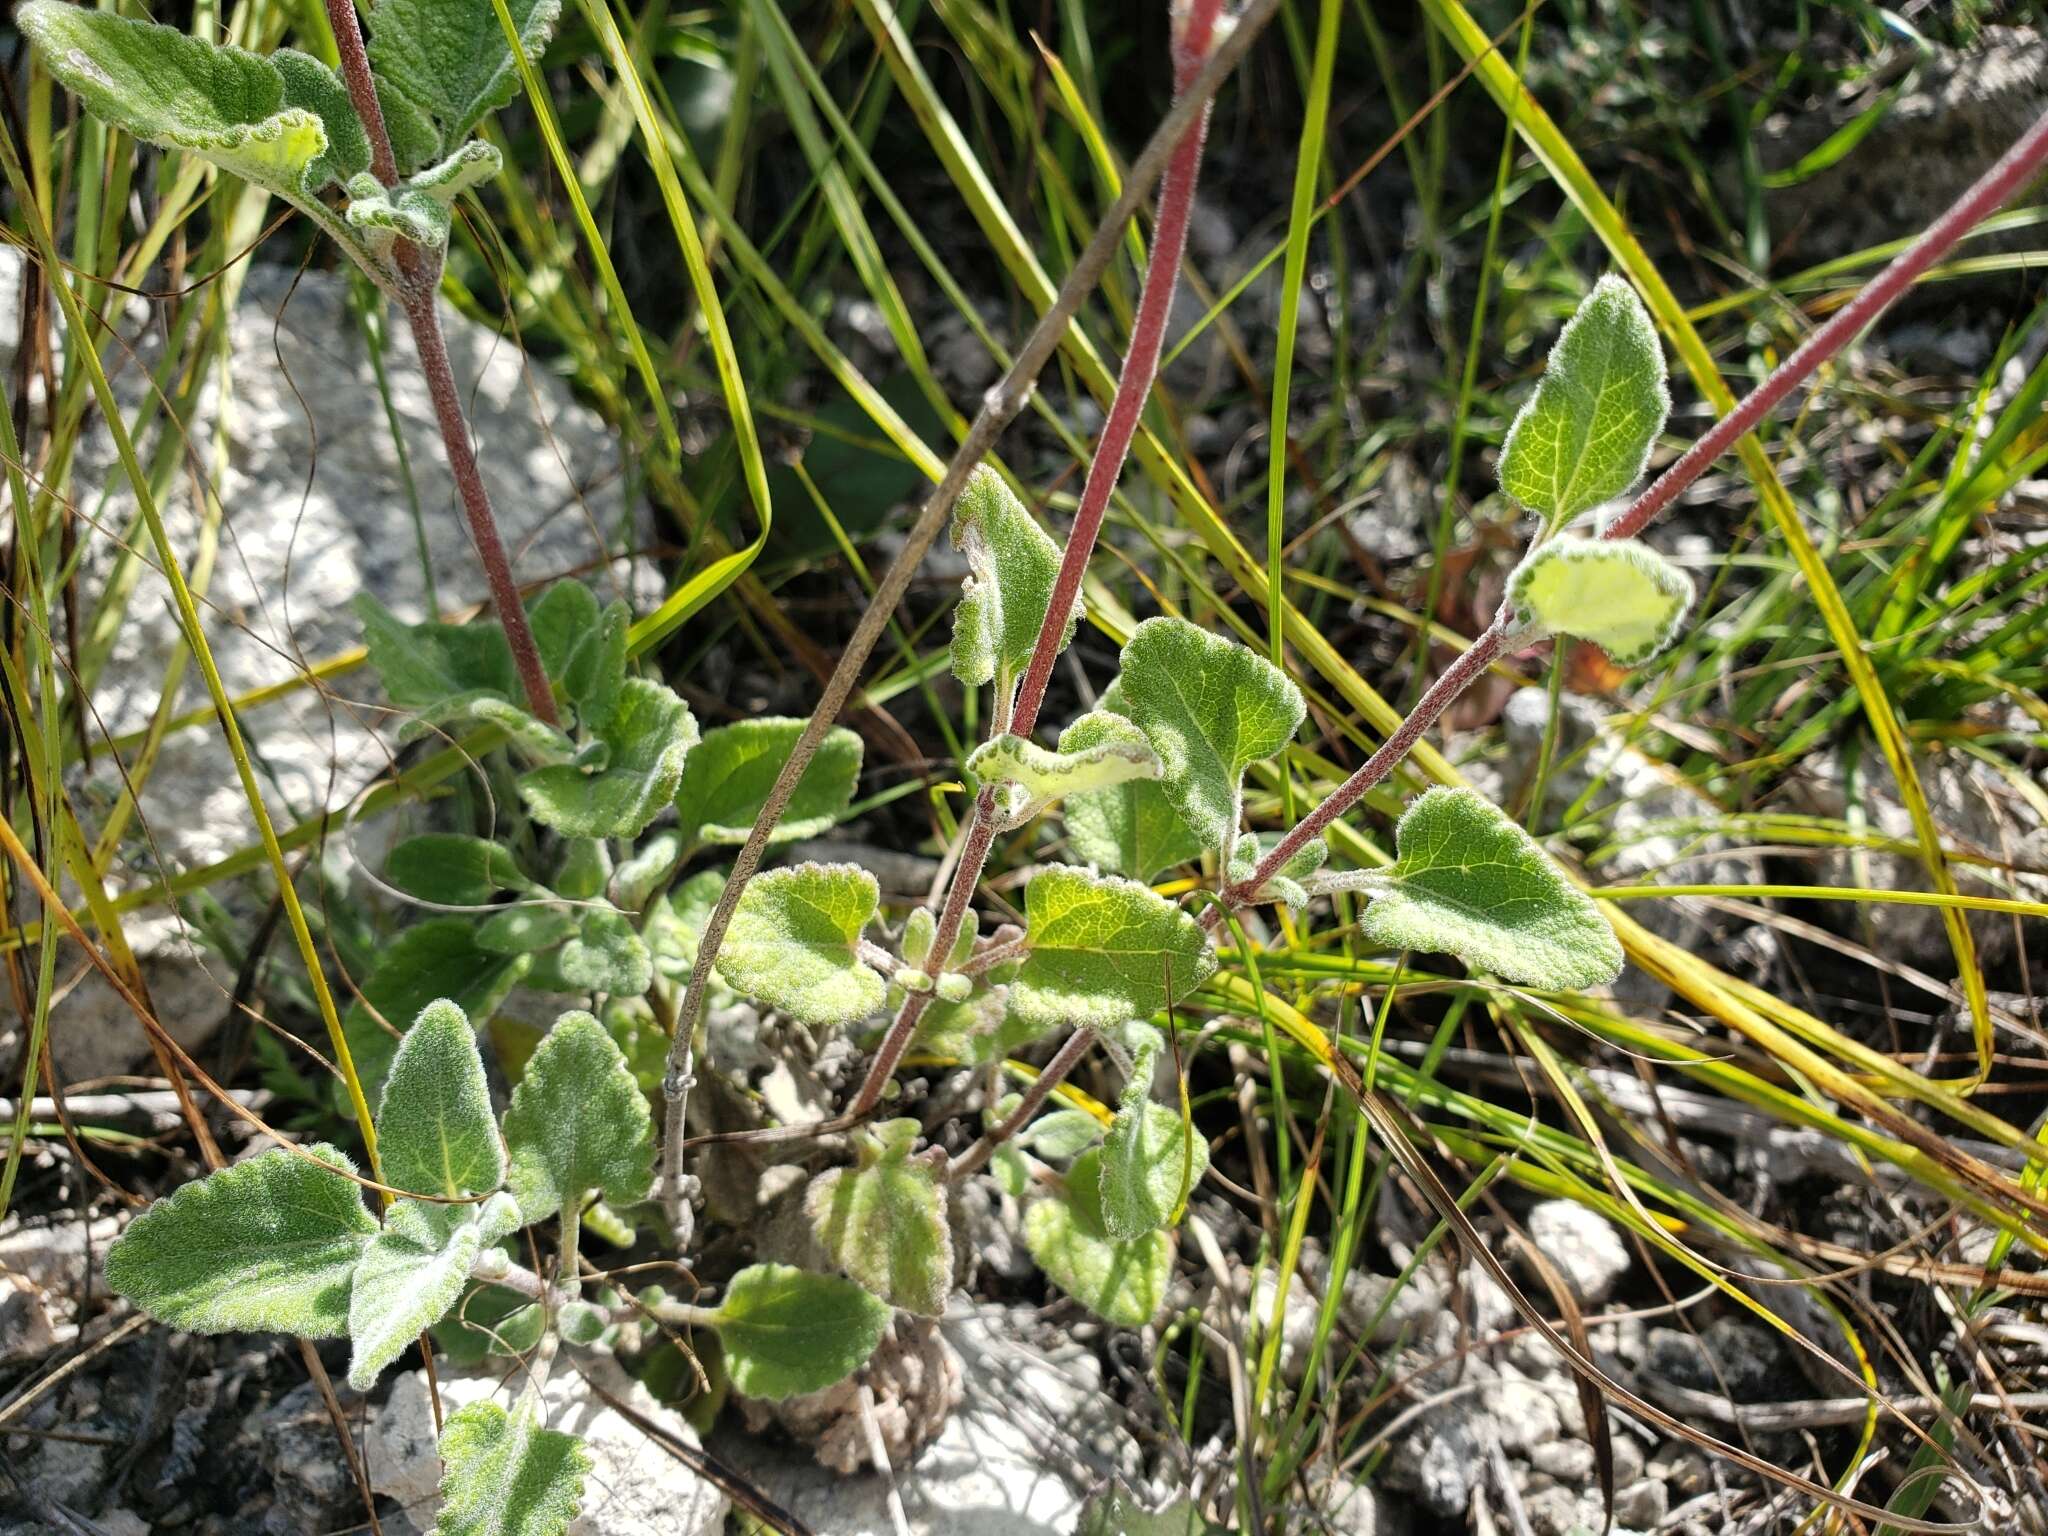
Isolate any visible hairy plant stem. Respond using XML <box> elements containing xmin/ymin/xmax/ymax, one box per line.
<box><xmin>658</xmin><ymin>0</ymin><xmax>1281</xmax><ymax>1228</ymax></box>
<box><xmin>321</xmin><ymin>0</ymin><xmax>561</xmax><ymax>729</ymax></box>
<box><xmin>841</xmin><ymin>0</ymin><xmax>1226</xmax><ymax>1127</ymax></box>
<box><xmin>946</xmin><ymin>1025</ymin><xmax>1094</xmax><ymax>1182</ymax></box>
<box><xmin>1227</xmin><ymin>99</ymin><xmax>2048</xmax><ymax>913</ymax></box>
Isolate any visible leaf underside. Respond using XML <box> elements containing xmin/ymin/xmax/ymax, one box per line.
<box><xmin>1358</xmin><ymin>786</ymin><xmax>1624</xmax><ymax>991</ymax></box>
<box><xmin>1507</xmin><ymin>534</ymin><xmax>1693</xmax><ymax>667</ymax></box>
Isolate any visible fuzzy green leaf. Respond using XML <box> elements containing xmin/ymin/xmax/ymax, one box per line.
<box><xmin>644</xmin><ymin>869</ymin><xmax>726</xmax><ymax>983</ymax></box>
<box><xmin>434</xmin><ymin>1399</ymin><xmax>590</xmax><ymax>1536</ymax></box>
<box><xmin>805</xmin><ymin>1120</ymin><xmax>953</xmax><ymax>1317</ymax></box>
<box><xmin>347</xmin><ymin>1197</ymin><xmax>487</xmax><ymax>1389</ymax></box>
<box><xmin>18</xmin><ymin>4</ymin><xmax>365</xmax><ymax>201</ymax></box>
<box><xmin>1060</xmin><ymin>688</ymin><xmax>1206</xmax><ymax>882</ymax></box>
<box><xmin>343</xmin><ymin>919</ymin><xmax>530</xmax><ymax>1105</ymax></box>
<box><xmin>1498</xmin><ymin>275</ymin><xmax>1669</xmax><ymax>523</ymax></box>
<box><xmin>968</xmin><ymin>715</ymin><xmax>1161</xmax><ymax>827</ymax></box>
<box><xmin>386</xmin><ymin>835</ymin><xmax>534</xmax><ymax>907</ymax></box>
<box><xmin>367</xmin><ymin>0</ymin><xmax>563</xmax><ymax>153</ymax></box>
<box><xmin>398</xmin><ymin>693</ymin><xmax>575</xmax><ymax>762</ymax></box>
<box><xmin>502</xmin><ymin>1011</ymin><xmax>655</xmax><ymax>1221</ymax></box>
<box><xmin>344</xmin><ymin>140</ymin><xmax>501</xmax><ymax>256</ymax></box>
<box><xmin>517</xmin><ymin>679</ymin><xmax>698</xmax><ymax>838</ymax></box>
<box><xmin>713</xmin><ymin>1263</ymin><xmax>890</xmax><ymax>1401</ymax></box>
<box><xmin>613</xmin><ymin>831</ymin><xmax>683</xmax><ymax>912</ymax></box>
<box><xmin>1117</xmin><ymin>618</ymin><xmax>1305</xmax><ymax>853</ymax></box>
<box><xmin>714</xmin><ymin>863</ymin><xmax>886</xmax><ymax>1027</ymax></box>
<box><xmin>272</xmin><ymin>49</ymin><xmax>374</xmax><ymax>193</ymax></box>
<box><xmin>949</xmin><ymin>466</ymin><xmax>1078</xmax><ymax>691</ymax></box>
<box><xmin>1099</xmin><ymin>1099</ymin><xmax>1209</xmax><ymax>1240</ymax></box>
<box><xmin>476</xmin><ymin>905</ymin><xmax>578</xmax><ymax>955</ymax></box>
<box><xmin>674</xmin><ymin>717</ymin><xmax>864</xmax><ymax>848</ymax></box>
<box><xmin>357</xmin><ymin>594</ymin><xmax>520</xmax><ymax>711</ymax></box>
<box><xmin>1352</xmin><ymin>787</ymin><xmax>1623</xmax><ymax>990</ymax></box>
<box><xmin>104</xmin><ymin>1145</ymin><xmax>374</xmax><ymax>1338</ymax></box>
<box><xmin>1010</xmin><ymin>867</ymin><xmax>1214</xmax><ymax>1033</ymax></box>
<box><xmin>1014</xmin><ymin>1108</ymin><xmax>1104</xmax><ymax>1160</ymax></box>
<box><xmin>1023</xmin><ymin>1148</ymin><xmax>1172</xmax><ymax>1327</ymax></box>
<box><xmin>1227</xmin><ymin>831</ymin><xmax>1328</xmax><ymax>909</ymax></box>
<box><xmin>909</xmin><ymin>981</ymin><xmax>1017</xmax><ymax>1062</ymax></box>
<box><xmin>1507</xmin><ymin>534</ymin><xmax>1693</xmax><ymax>666</ymax></box>
<box><xmin>376</xmin><ymin>999</ymin><xmax>505</xmax><ymax>1201</ymax></box>
<box><xmin>899</xmin><ymin>907</ymin><xmax>973</xmax><ymax>973</ymax></box>
<box><xmin>554</xmin><ymin>908</ymin><xmax>652</xmax><ymax>996</ymax></box>
<box><xmin>553</xmin><ymin>839</ymin><xmax>611</xmax><ymax>901</ymax></box>
<box><xmin>531</xmin><ymin>585</ymin><xmax>629</xmax><ymax>732</ymax></box>
<box><xmin>1079</xmin><ymin>1490</ymin><xmax>1221</xmax><ymax>1536</ymax></box>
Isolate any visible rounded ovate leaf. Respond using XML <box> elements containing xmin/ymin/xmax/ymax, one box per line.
<box><xmin>340</xmin><ymin>918</ymin><xmax>531</xmax><ymax>1108</ymax></box>
<box><xmin>1099</xmin><ymin>1100</ymin><xmax>1209</xmax><ymax>1241</ymax></box>
<box><xmin>1010</xmin><ymin>867</ymin><xmax>1215</xmax><ymax>1033</ymax></box>
<box><xmin>528</xmin><ymin>582</ymin><xmax>627</xmax><ymax>731</ymax></box>
<box><xmin>1023</xmin><ymin>1149</ymin><xmax>1172</xmax><ymax>1328</ymax></box>
<box><xmin>476</xmin><ymin>905</ymin><xmax>578</xmax><ymax>956</ymax></box>
<box><xmin>518</xmin><ymin>679</ymin><xmax>699</xmax><ymax>839</ymax></box>
<box><xmin>1117</xmin><ymin>618</ymin><xmax>1305</xmax><ymax>854</ymax></box>
<box><xmin>355</xmin><ymin>593</ymin><xmax>521</xmax><ymax>710</ymax></box>
<box><xmin>554</xmin><ymin>908</ymin><xmax>653</xmax><ymax>997</ymax></box>
<box><xmin>376</xmin><ymin>999</ymin><xmax>504</xmax><ymax>1201</ymax></box>
<box><xmin>104</xmin><ymin>1144</ymin><xmax>374</xmax><ymax>1338</ymax></box>
<box><xmin>714</xmin><ymin>863</ymin><xmax>887</xmax><ymax>1027</ymax></box>
<box><xmin>713</xmin><ymin>1263</ymin><xmax>891</xmax><ymax>1402</ymax></box>
<box><xmin>347</xmin><ymin>1198</ymin><xmax>487</xmax><ymax>1390</ymax></box>
<box><xmin>386</xmin><ymin>835</ymin><xmax>533</xmax><ymax>907</ymax></box>
<box><xmin>674</xmin><ymin>718</ymin><xmax>864</xmax><ymax>848</ymax></box>
<box><xmin>1498</xmin><ymin>275</ymin><xmax>1670</xmax><ymax>523</ymax></box>
<box><xmin>502</xmin><ymin>1011</ymin><xmax>656</xmax><ymax>1222</ymax></box>
<box><xmin>1506</xmin><ymin>534</ymin><xmax>1693</xmax><ymax>667</ymax></box>
<box><xmin>949</xmin><ymin>466</ymin><xmax>1078</xmax><ymax>691</ymax></box>
<box><xmin>434</xmin><ymin>1398</ymin><xmax>590</xmax><ymax>1536</ymax></box>
<box><xmin>557</xmin><ymin>1301</ymin><xmax>609</xmax><ymax>1347</ymax></box>
<box><xmin>367</xmin><ymin>0</ymin><xmax>563</xmax><ymax>150</ymax></box>
<box><xmin>1014</xmin><ymin>1109</ymin><xmax>1106</xmax><ymax>1160</ymax></box>
<box><xmin>805</xmin><ymin>1120</ymin><xmax>954</xmax><ymax>1317</ymax></box>
<box><xmin>1351</xmin><ymin>787</ymin><xmax>1623</xmax><ymax>991</ymax></box>
<box><xmin>968</xmin><ymin>717</ymin><xmax>1161</xmax><ymax>827</ymax></box>
<box><xmin>1060</xmin><ymin>690</ymin><xmax>1207</xmax><ymax>883</ymax></box>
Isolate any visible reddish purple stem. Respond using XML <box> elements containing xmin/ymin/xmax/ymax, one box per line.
<box><xmin>846</xmin><ymin>0</ymin><xmax>1226</xmax><ymax>1119</ymax></box>
<box><xmin>321</xmin><ymin>0</ymin><xmax>561</xmax><ymax>728</ymax></box>
<box><xmin>1229</xmin><ymin>102</ymin><xmax>2048</xmax><ymax>911</ymax></box>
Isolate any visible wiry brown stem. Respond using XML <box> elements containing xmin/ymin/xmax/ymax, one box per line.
<box><xmin>1230</xmin><ymin>101</ymin><xmax>2048</xmax><ymax>911</ymax></box>
<box><xmin>320</xmin><ymin>0</ymin><xmax>561</xmax><ymax>728</ymax></box>
<box><xmin>658</xmin><ymin>0</ymin><xmax>1281</xmax><ymax>1228</ymax></box>
<box><xmin>947</xmin><ymin>1025</ymin><xmax>1094</xmax><ymax>1182</ymax></box>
